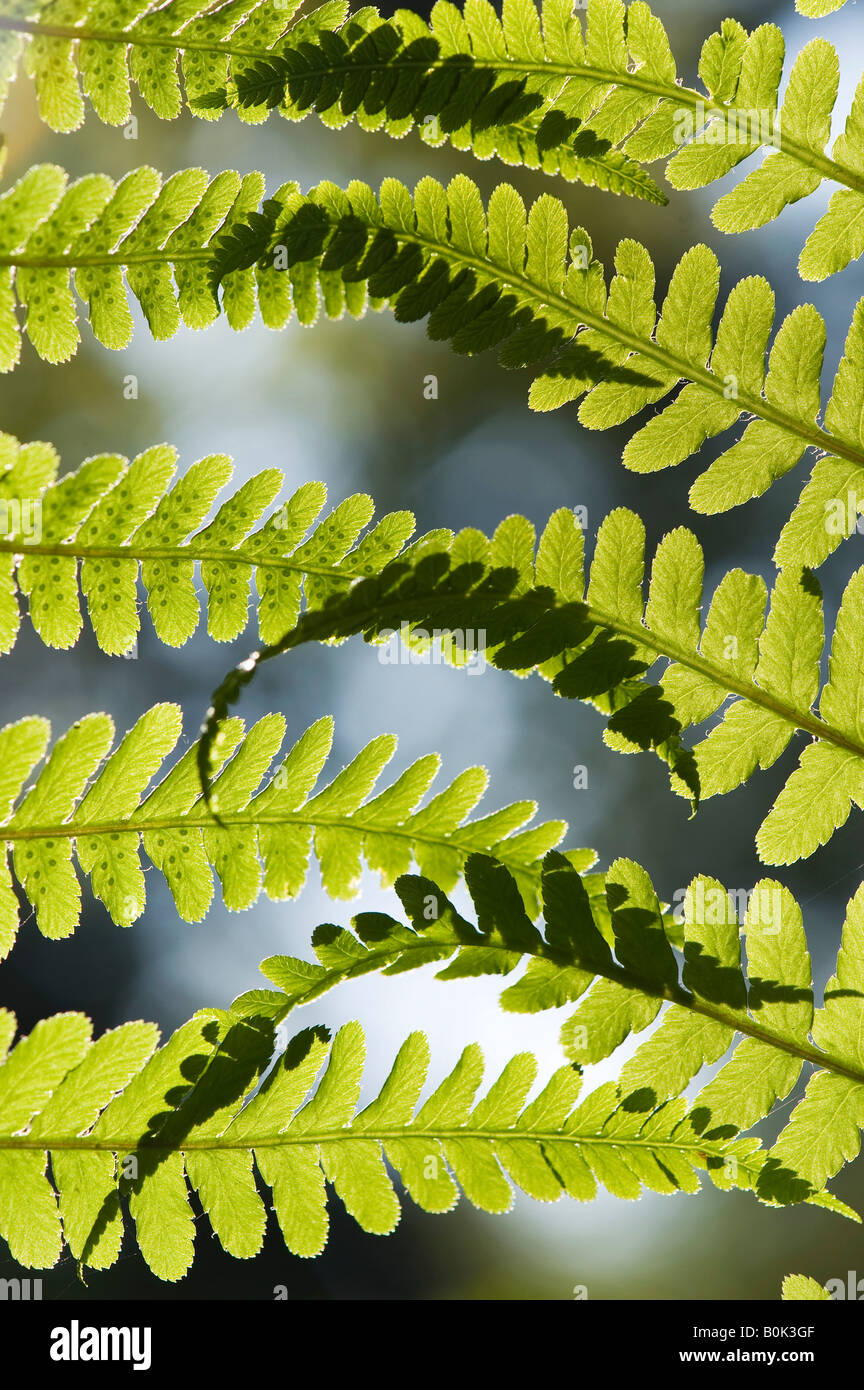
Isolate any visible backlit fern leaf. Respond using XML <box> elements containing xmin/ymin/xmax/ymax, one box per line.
<box><xmin>222</xmin><ymin>174</ymin><xmax>864</xmax><ymax>566</ymax></box>
<box><xmin>0</xmin><ymin>704</ymin><xmax>581</xmax><ymax>956</ymax></box>
<box><xmin>7</xmin><ymin>162</ymin><xmax>864</xmax><ymax>570</ymax></box>
<box><xmin>9</xmin><ymin>1</ymin><xmax>864</xmax><ymax>279</ymax></box>
<box><xmin>0</xmin><ymin>433</ymin><xmax>418</xmax><ymax>654</ymax></box>
<box><xmin>781</xmin><ymin>1274</ymin><xmax>832</xmax><ymax>1301</ymax></box>
<box><xmin>0</xmin><ymin>1005</ymin><xmax>841</xmax><ymax>1279</ymax></box>
<box><xmin>796</xmin><ymin>0</ymin><xmax>850</xmax><ymax>15</ymax></box>
<box><xmin>0</xmin><ymin>162</ymin><xmax>293</xmax><ymax>368</ymax></box>
<box><xmin>254</xmin><ymin>848</ymin><xmax>864</xmax><ymax>1210</ymax></box>
<box><xmin>202</xmin><ymin>504</ymin><xmax>864</xmax><ymax>866</ymax></box>
<box><xmin>0</xmin><ymin>0</ymin><xmax>662</xmax><ymax>201</ymax></box>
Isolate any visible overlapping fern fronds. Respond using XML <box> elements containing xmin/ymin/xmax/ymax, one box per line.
<box><xmin>0</xmin><ymin>433</ymin><xmax>420</xmax><ymax>654</ymax></box>
<box><xmin>7</xmin><ymin>2</ymin><xmax>864</xmax><ymax>280</ymax></box>
<box><xmin>0</xmin><ymin>1003</ymin><xmax>848</xmax><ymax>1280</ymax></box>
<box><xmin>0</xmin><ymin>0</ymin><xmax>662</xmax><ymax>200</ymax></box>
<box><xmin>219</xmin><ymin>2</ymin><xmax>864</xmax><ymax>283</ymax></box>
<box><xmin>7</xmin><ymin>165</ymin><xmax>864</xmax><ymax>567</ymax></box>
<box><xmin>0</xmin><ymin>703</ymin><xmax>592</xmax><ymax>956</ymax></box>
<box><xmin>256</xmin><ymin>847</ymin><xmax>864</xmax><ymax>1203</ymax></box>
<box><xmin>10</xmin><ymin>445</ymin><xmax>863</xmax><ymax>868</ymax></box>
<box><xmin>219</xmin><ymin>174</ymin><xmax>864</xmax><ymax>566</ymax></box>
<box><xmin>201</xmin><ymin>502</ymin><xmax>864</xmax><ymax>867</ymax></box>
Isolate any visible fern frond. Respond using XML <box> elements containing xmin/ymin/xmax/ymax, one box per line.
<box><xmin>250</xmin><ymin>1</ymin><xmax>864</xmax><ymax>284</ymax></box>
<box><xmin>8</xmin><ymin>162</ymin><xmax>864</xmax><ymax>568</ymax></box>
<box><xmin>8</xmin><ymin>2</ymin><xmax>864</xmax><ymax>279</ymax></box>
<box><xmin>202</xmin><ymin>507</ymin><xmax>864</xmax><ymax>866</ymax></box>
<box><xmin>0</xmin><ymin>433</ymin><xmax>420</xmax><ymax>654</ymax></box>
<box><xmin>781</xmin><ymin>1275</ymin><xmax>832</xmax><ymax>1301</ymax></box>
<box><xmin>0</xmin><ymin>704</ymin><xmax>589</xmax><ymax>958</ymax></box>
<box><xmin>0</xmin><ymin>1005</ymin><xmax>843</xmax><ymax>1279</ymax></box>
<box><xmin>0</xmin><ymin>0</ymin><xmax>663</xmax><ymax>202</ymax></box>
<box><xmin>0</xmin><ymin>162</ymin><xmax>291</xmax><ymax>369</ymax></box>
<box><xmin>213</xmin><ymin>172</ymin><xmax>864</xmax><ymax>561</ymax></box>
<box><xmin>256</xmin><ymin>848</ymin><xmax>864</xmax><ymax>1206</ymax></box>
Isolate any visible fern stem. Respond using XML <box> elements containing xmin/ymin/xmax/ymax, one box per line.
<box><xmin>0</xmin><ymin>250</ymin><xmax>209</xmax><ymax>268</ymax></box>
<box><xmin>0</xmin><ymin>808</ymin><xmax>549</xmax><ymax>885</ymax></box>
<box><xmin>0</xmin><ymin>14</ymin><xmax>269</xmax><ymax>57</ymax></box>
<box><xmin>0</xmin><ymin>1126</ymin><xmax>742</xmax><ymax>1157</ymax></box>
<box><xmin>2</xmin><ymin>15</ymin><xmax>862</xmax><ymax>199</ymax></box>
<box><xmin>238</xmin><ymin>581</ymin><xmax>864</xmax><ymax>769</ymax></box>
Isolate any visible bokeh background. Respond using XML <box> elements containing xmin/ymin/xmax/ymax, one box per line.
<box><xmin>2</xmin><ymin>0</ymin><xmax>864</xmax><ymax>1300</ymax></box>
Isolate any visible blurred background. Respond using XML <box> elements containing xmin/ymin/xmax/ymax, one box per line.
<box><xmin>1</xmin><ymin>0</ymin><xmax>864</xmax><ymax>1300</ymax></box>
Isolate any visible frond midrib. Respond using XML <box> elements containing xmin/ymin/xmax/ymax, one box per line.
<box><xmin>0</xmin><ymin>1123</ymin><xmax>743</xmax><ymax>1158</ymax></box>
<box><xmin>0</xmin><ymin>537</ymin><xmax>353</xmax><ymax>580</ymax></box>
<box><xmin>10</xmin><ymin>210</ymin><xmax>860</xmax><ymax>476</ymax></box>
<box><xmin>246</xmin><ymin>579</ymin><xmax>864</xmax><ymax>768</ymax></box>
<box><xmin>0</xmin><ymin>808</ymin><xmax>550</xmax><ymax>880</ymax></box>
<box><xmin>3</xmin><ymin>15</ymin><xmax>862</xmax><ymax>202</ymax></box>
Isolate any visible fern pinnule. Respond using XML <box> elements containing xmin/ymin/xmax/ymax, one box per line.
<box><xmin>781</xmin><ymin>1275</ymin><xmax>833</xmax><ymax>1301</ymax></box>
<box><xmin>796</xmin><ymin>0</ymin><xmax>850</xmax><ymax>15</ymax></box>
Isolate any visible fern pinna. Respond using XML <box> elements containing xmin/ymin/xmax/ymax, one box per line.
<box><xmin>257</xmin><ymin>849</ymin><xmax>864</xmax><ymax>1202</ymax></box>
<box><xmin>5</xmin><ymin>440</ymin><xmax>864</xmax><ymax>869</ymax></box>
<box><xmin>189</xmin><ymin>481</ymin><xmax>864</xmax><ymax>867</ymax></box>
<box><xmin>4</xmin><ymin>161</ymin><xmax>864</xmax><ymax>572</ymax></box>
<box><xmin>4</xmin><ymin>1</ymin><xmax>864</xmax><ymax>279</ymax></box>
<box><xmin>0</xmin><ymin>703</ymin><xmax>591</xmax><ymax>956</ymax></box>
<box><xmin>2</xmin><ymin>847</ymin><xmax>863</xmax><ymax>1279</ymax></box>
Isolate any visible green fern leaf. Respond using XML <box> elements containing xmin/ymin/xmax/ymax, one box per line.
<box><xmin>7</xmin><ymin>164</ymin><xmax>864</xmax><ymax>567</ymax></box>
<box><xmin>202</xmin><ymin>506</ymin><xmax>864</xmax><ymax>866</ymax></box>
<box><xmin>214</xmin><ymin>172</ymin><xmax>864</xmax><ymax>563</ymax></box>
<box><xmin>0</xmin><ymin>1004</ymin><xmax>838</xmax><ymax>1278</ymax></box>
<box><xmin>9</xmin><ymin>3</ymin><xmax>864</xmax><ymax>274</ymax></box>
<box><xmin>0</xmin><ymin>432</ymin><xmax>421</xmax><ymax>654</ymax></box>
<box><xmin>781</xmin><ymin>1274</ymin><xmax>832</xmax><ymax>1301</ymax></box>
<box><xmin>0</xmin><ymin>0</ymin><xmax>663</xmax><ymax>202</ymax></box>
<box><xmin>254</xmin><ymin>849</ymin><xmax>864</xmax><ymax>1213</ymax></box>
<box><xmin>0</xmin><ymin>704</ymin><xmax>583</xmax><ymax>955</ymax></box>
